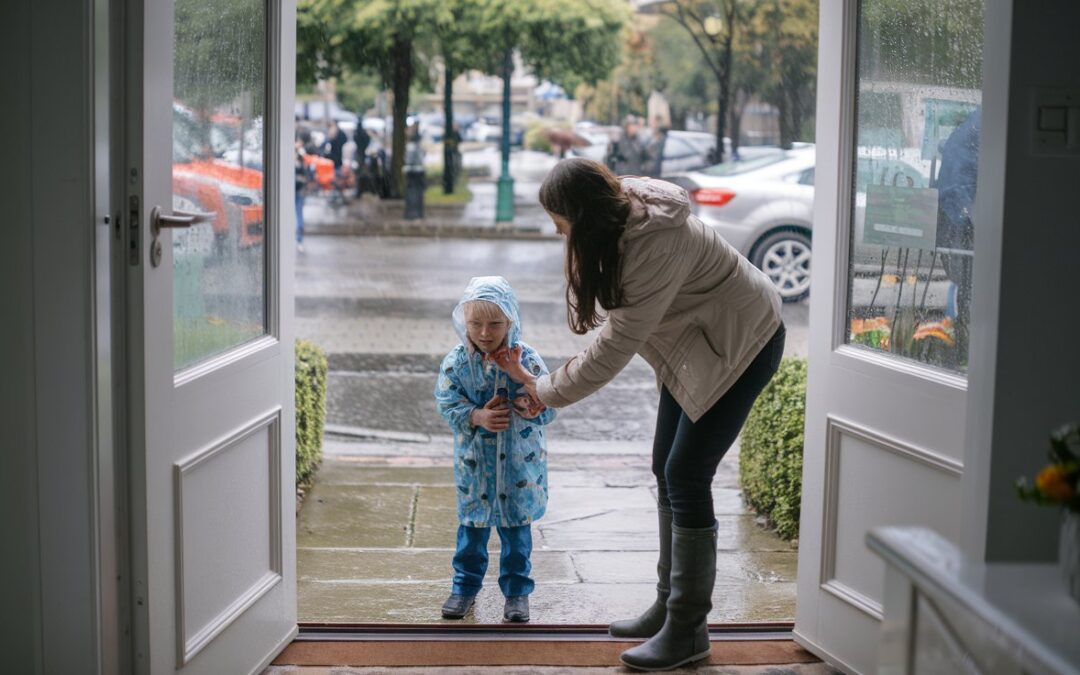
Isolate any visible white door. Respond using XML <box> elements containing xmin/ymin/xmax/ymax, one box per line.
<box><xmin>126</xmin><ymin>0</ymin><xmax>297</xmax><ymax>671</ymax></box>
<box><xmin>794</xmin><ymin>0</ymin><xmax>984</xmax><ymax>672</ymax></box>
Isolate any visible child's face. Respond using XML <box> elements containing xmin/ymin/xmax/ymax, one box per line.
<box><xmin>465</xmin><ymin>305</ymin><xmax>510</xmax><ymax>354</ymax></box>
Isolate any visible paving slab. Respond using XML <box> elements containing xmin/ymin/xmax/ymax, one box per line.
<box><xmin>572</xmin><ymin>550</ymin><xmax>797</xmax><ymax>585</ymax></box>
<box><xmin>297</xmin><ymin>484</ymin><xmax>415</xmax><ymax>548</ymax></box>
<box><xmin>297</xmin><ymin>548</ymin><xmax>576</xmax><ymax>584</ymax></box>
<box><xmin>298</xmin><ymin>579</ymin><xmax>791</xmax><ymax>625</ymax></box>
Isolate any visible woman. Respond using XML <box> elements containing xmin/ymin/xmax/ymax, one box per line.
<box><xmin>494</xmin><ymin>158</ymin><xmax>785</xmax><ymax>671</ymax></box>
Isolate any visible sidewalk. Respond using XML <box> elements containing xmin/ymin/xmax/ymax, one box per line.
<box><xmin>296</xmin><ymin>439</ymin><xmax>798</xmax><ymax>625</ymax></box>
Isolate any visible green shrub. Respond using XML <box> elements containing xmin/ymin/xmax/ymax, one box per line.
<box><xmin>739</xmin><ymin>357</ymin><xmax>807</xmax><ymax>541</ymax></box>
<box><xmin>295</xmin><ymin>339</ymin><xmax>328</xmax><ymax>485</ymax></box>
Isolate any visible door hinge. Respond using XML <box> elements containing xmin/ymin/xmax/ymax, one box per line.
<box><xmin>128</xmin><ymin>194</ymin><xmax>141</xmax><ymax>267</ymax></box>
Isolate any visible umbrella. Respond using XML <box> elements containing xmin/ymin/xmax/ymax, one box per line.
<box><xmin>544</xmin><ymin>127</ymin><xmax>592</xmax><ymax>148</ymax></box>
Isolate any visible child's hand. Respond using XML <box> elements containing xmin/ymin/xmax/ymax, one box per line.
<box><xmin>471</xmin><ymin>394</ymin><xmax>510</xmax><ymax>432</ymax></box>
<box><xmin>512</xmin><ymin>395</ymin><xmax>545</xmax><ymax>419</ymax></box>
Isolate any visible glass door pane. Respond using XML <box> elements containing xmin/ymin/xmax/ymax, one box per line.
<box><xmin>172</xmin><ymin>0</ymin><xmax>267</xmax><ymax>370</ymax></box>
<box><xmin>847</xmin><ymin>0</ymin><xmax>983</xmax><ymax>373</ymax></box>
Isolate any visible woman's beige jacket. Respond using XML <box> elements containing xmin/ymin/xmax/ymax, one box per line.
<box><xmin>535</xmin><ymin>177</ymin><xmax>782</xmax><ymax>422</ymax></box>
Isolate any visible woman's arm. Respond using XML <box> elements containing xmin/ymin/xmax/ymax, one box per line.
<box><xmin>537</xmin><ymin>243</ymin><xmax>690</xmax><ymax>408</ymax></box>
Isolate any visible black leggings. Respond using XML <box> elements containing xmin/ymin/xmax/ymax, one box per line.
<box><xmin>652</xmin><ymin>323</ymin><xmax>786</xmax><ymax>528</ymax></box>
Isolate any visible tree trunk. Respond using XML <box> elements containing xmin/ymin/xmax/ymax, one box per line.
<box><xmin>777</xmin><ymin>86</ymin><xmax>793</xmax><ymax>149</ymax></box>
<box><xmin>443</xmin><ymin>66</ymin><xmax>455</xmax><ymax>195</ymax></box>
<box><xmin>389</xmin><ymin>34</ymin><xmax>413</xmax><ymax>199</ymax></box>
<box><xmin>714</xmin><ymin>33</ymin><xmax>734</xmax><ymax>164</ymax></box>
<box><xmin>729</xmin><ymin>92</ymin><xmax>745</xmax><ymax>159</ymax></box>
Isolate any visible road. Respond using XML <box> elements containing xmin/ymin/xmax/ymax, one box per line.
<box><xmin>295</xmin><ymin>235</ymin><xmax>810</xmax><ymax>444</ymax></box>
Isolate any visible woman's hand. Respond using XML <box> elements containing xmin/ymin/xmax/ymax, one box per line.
<box><xmin>471</xmin><ymin>394</ymin><xmax>510</xmax><ymax>432</ymax></box>
<box><xmin>490</xmin><ymin>345</ymin><xmax>533</xmax><ymax>385</ymax></box>
<box><xmin>491</xmin><ymin>345</ymin><xmax>542</xmax><ymax>405</ymax></box>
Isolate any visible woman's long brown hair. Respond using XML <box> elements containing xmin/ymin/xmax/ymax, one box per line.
<box><xmin>538</xmin><ymin>158</ymin><xmax>631</xmax><ymax>335</ymax></box>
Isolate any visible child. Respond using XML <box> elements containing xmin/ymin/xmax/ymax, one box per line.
<box><xmin>434</xmin><ymin>276</ymin><xmax>555</xmax><ymax>623</ymax></box>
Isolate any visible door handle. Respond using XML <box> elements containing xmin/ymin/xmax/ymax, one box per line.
<box><xmin>150</xmin><ymin>206</ymin><xmax>214</xmax><ymax>236</ymax></box>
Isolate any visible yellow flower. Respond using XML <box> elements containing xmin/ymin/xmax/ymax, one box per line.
<box><xmin>1035</xmin><ymin>464</ymin><xmax>1076</xmax><ymax>502</ymax></box>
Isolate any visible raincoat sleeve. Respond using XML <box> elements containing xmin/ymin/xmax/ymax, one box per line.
<box><xmin>520</xmin><ymin>345</ymin><xmax>556</xmax><ymax>426</ymax></box>
<box><xmin>536</xmin><ymin>244</ymin><xmax>689</xmax><ymax>408</ymax></box>
<box><xmin>434</xmin><ymin>350</ymin><xmax>477</xmax><ymax>435</ymax></box>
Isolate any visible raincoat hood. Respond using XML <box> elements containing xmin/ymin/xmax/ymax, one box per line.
<box><xmin>620</xmin><ymin>176</ymin><xmax>692</xmax><ymax>242</ymax></box>
<box><xmin>452</xmin><ymin>276</ymin><xmax>522</xmax><ymax>352</ymax></box>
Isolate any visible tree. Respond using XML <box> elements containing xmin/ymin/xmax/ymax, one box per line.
<box><xmin>756</xmin><ymin>0</ymin><xmax>818</xmax><ymax>148</ymax></box>
<box><xmin>659</xmin><ymin>0</ymin><xmax>750</xmax><ymax>163</ymax></box>
<box><xmin>468</xmin><ymin>0</ymin><xmax>629</xmax><ymax>221</ymax></box>
<box><xmin>298</xmin><ymin>0</ymin><xmax>449</xmax><ymax>197</ymax></box>
<box><xmin>175</xmin><ymin>0</ymin><xmax>266</xmax><ymax>154</ymax></box>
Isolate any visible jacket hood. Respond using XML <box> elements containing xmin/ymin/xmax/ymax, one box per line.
<box><xmin>452</xmin><ymin>276</ymin><xmax>522</xmax><ymax>351</ymax></box>
<box><xmin>620</xmin><ymin>177</ymin><xmax>691</xmax><ymax>241</ymax></box>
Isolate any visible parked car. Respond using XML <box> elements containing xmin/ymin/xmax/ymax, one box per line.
<box><xmin>666</xmin><ymin>146</ymin><xmax>929</xmax><ymax>303</ymax></box>
<box><xmin>569</xmin><ymin>126</ymin><xmax>784</xmax><ymax>176</ymax></box>
<box><xmin>172</xmin><ymin>105</ymin><xmax>265</xmax><ymax>254</ymax></box>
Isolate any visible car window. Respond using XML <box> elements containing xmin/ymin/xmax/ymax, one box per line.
<box><xmin>798</xmin><ymin>168</ymin><xmax>815</xmax><ymax>185</ymax></box>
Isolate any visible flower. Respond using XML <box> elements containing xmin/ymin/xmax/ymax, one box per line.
<box><xmin>1016</xmin><ymin>420</ymin><xmax>1080</xmax><ymax>514</ymax></box>
<box><xmin>1036</xmin><ymin>465</ymin><xmax>1076</xmax><ymax>502</ymax></box>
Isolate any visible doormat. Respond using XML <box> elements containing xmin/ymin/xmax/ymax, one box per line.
<box><xmin>272</xmin><ymin>640</ymin><xmax>819</xmax><ymax>667</ymax></box>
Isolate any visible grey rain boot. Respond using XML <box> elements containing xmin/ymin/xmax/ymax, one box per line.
<box><xmin>608</xmin><ymin>505</ymin><xmax>672</xmax><ymax>638</ymax></box>
<box><xmin>619</xmin><ymin>521</ymin><xmax>717</xmax><ymax>671</ymax></box>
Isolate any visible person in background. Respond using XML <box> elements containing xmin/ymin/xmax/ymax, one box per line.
<box><xmin>323</xmin><ymin>120</ymin><xmax>347</xmax><ymax>172</ymax></box>
<box><xmin>607</xmin><ymin>115</ymin><xmax>646</xmax><ymax>176</ymax></box>
<box><xmin>645</xmin><ymin>119</ymin><xmax>669</xmax><ymax>178</ymax></box>
<box><xmin>294</xmin><ymin>137</ymin><xmax>311</xmax><ymax>252</ymax></box>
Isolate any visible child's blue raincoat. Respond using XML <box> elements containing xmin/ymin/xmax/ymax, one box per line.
<box><xmin>434</xmin><ymin>276</ymin><xmax>555</xmax><ymax>528</ymax></box>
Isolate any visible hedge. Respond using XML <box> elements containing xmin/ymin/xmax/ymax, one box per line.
<box><xmin>295</xmin><ymin>339</ymin><xmax>328</xmax><ymax>485</ymax></box>
<box><xmin>739</xmin><ymin>357</ymin><xmax>807</xmax><ymax>542</ymax></box>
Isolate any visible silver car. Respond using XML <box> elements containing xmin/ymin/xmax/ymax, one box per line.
<box><xmin>668</xmin><ymin>147</ymin><xmax>931</xmax><ymax>302</ymax></box>
<box><xmin>667</xmin><ymin>148</ymin><xmax>817</xmax><ymax>302</ymax></box>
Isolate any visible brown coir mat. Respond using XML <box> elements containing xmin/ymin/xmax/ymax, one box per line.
<box><xmin>273</xmin><ymin>639</ymin><xmax>819</xmax><ymax>667</ymax></box>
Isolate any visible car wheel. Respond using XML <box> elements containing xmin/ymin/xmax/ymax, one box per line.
<box><xmin>751</xmin><ymin>229</ymin><xmax>812</xmax><ymax>303</ymax></box>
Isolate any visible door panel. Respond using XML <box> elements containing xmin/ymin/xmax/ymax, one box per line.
<box><xmin>128</xmin><ymin>0</ymin><xmax>296</xmax><ymax>671</ymax></box>
<box><xmin>794</xmin><ymin>0</ymin><xmax>983</xmax><ymax>671</ymax></box>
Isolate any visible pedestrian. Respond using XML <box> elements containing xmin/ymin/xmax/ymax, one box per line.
<box><xmin>323</xmin><ymin>120</ymin><xmax>347</xmax><ymax>170</ymax></box>
<box><xmin>294</xmin><ymin>138</ymin><xmax>311</xmax><ymax>252</ymax></box>
<box><xmin>934</xmin><ymin>106</ymin><xmax>980</xmax><ymax>365</ymax></box>
<box><xmin>434</xmin><ymin>276</ymin><xmax>556</xmax><ymax>624</ymax></box>
<box><xmin>644</xmin><ymin>121</ymin><xmax>668</xmax><ymax>178</ymax></box>
<box><xmin>606</xmin><ymin>114</ymin><xmax>647</xmax><ymax>176</ymax></box>
<box><xmin>493</xmin><ymin>158</ymin><xmax>785</xmax><ymax>671</ymax></box>
<box><xmin>353</xmin><ymin>122</ymin><xmax>371</xmax><ymax>198</ymax></box>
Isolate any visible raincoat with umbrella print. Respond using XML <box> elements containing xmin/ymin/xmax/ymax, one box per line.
<box><xmin>435</xmin><ymin>276</ymin><xmax>556</xmax><ymax>528</ymax></box>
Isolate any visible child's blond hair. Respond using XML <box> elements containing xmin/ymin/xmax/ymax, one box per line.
<box><xmin>462</xmin><ymin>299</ymin><xmax>509</xmax><ymax>323</ymax></box>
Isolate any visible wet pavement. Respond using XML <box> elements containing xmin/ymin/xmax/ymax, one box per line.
<box><xmin>294</xmin><ymin>234</ymin><xmax>807</xmax><ymax>625</ymax></box>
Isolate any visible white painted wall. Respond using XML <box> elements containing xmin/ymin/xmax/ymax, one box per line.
<box><xmin>964</xmin><ymin>0</ymin><xmax>1080</xmax><ymax>563</ymax></box>
<box><xmin>0</xmin><ymin>0</ymin><xmax>101</xmax><ymax>671</ymax></box>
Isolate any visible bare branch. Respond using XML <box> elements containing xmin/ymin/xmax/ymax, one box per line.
<box><xmin>662</xmin><ymin>5</ymin><xmax>722</xmax><ymax>77</ymax></box>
